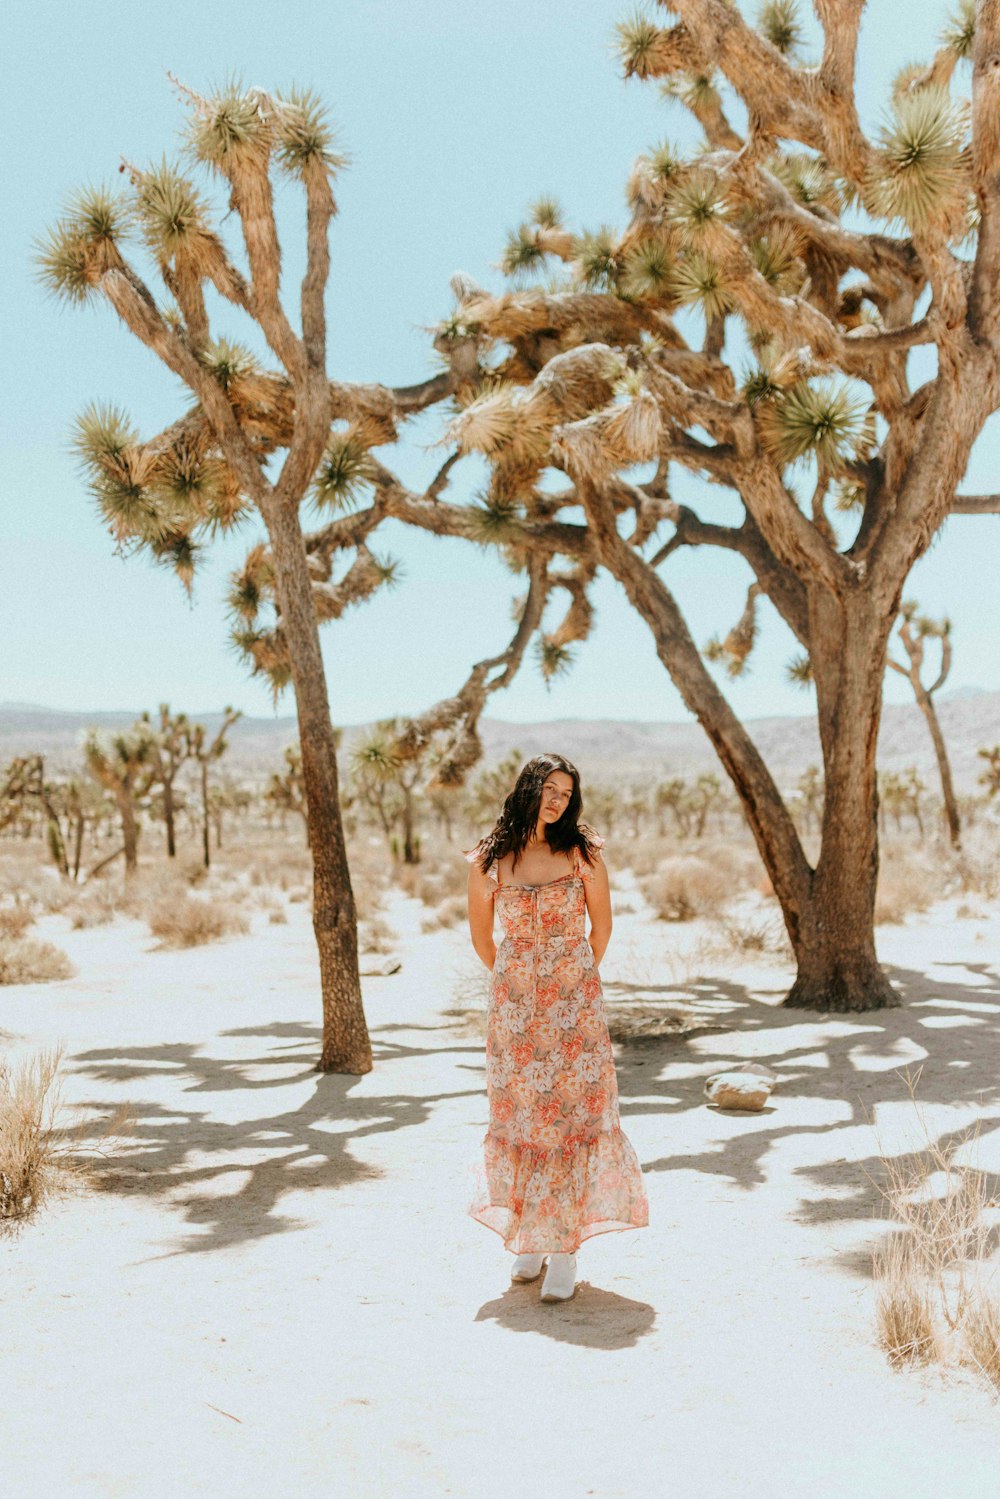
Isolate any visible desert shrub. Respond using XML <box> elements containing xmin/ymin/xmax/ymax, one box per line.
<box><xmin>397</xmin><ymin>853</ymin><xmax>469</xmax><ymax>907</ymax></box>
<box><xmin>641</xmin><ymin>855</ymin><xmax>732</xmax><ymax>922</ymax></box>
<box><xmin>420</xmin><ymin>894</ymin><xmax>467</xmax><ymax>932</ymax></box>
<box><xmin>0</xmin><ymin>1046</ymin><xmax>64</xmax><ymax>1224</ymax></box>
<box><xmin>0</xmin><ymin>937</ymin><xmax>76</xmax><ymax>985</ymax></box>
<box><xmin>874</xmin><ymin>857</ymin><xmax>937</xmax><ymax>926</ymax></box>
<box><xmin>716</xmin><ymin>912</ymin><xmax>791</xmax><ymax>958</ymax></box>
<box><xmin>67</xmin><ymin>881</ymin><xmax>119</xmax><ymax>929</ymax></box>
<box><xmin>0</xmin><ymin>904</ymin><xmax>35</xmax><ymax>940</ymax></box>
<box><xmin>359</xmin><ymin>914</ymin><xmax>397</xmax><ymax>955</ymax></box>
<box><xmin>147</xmin><ymin>892</ymin><xmax>250</xmax><ymax>948</ymax></box>
<box><xmin>267</xmin><ymin>905</ymin><xmax>288</xmax><ymax>925</ymax></box>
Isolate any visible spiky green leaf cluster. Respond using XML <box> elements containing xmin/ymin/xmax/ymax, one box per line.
<box><xmin>621</xmin><ymin>237</ymin><xmax>676</xmax><ymax>301</ymax></box>
<box><xmin>748</xmin><ymin>225</ymin><xmax>803</xmax><ymax>293</ymax></box>
<box><xmin>468</xmin><ymin>492</ymin><xmax>523</xmax><ymax>545</ymax></box>
<box><xmin>770</xmin><ymin>153</ymin><xmax>842</xmax><ymax>214</ymax></box>
<box><xmin>312</xmin><ymin>430</ymin><xmax>375</xmax><ymax>511</ymax></box>
<box><xmin>186</xmin><ymin>81</ymin><xmax>268</xmax><ymax>171</ymax></box>
<box><xmin>660</xmin><ymin>73</ymin><xmax>722</xmax><ymax>114</ymax></box>
<box><xmin>869</xmin><ymin>87</ymin><xmax>969</xmax><ymax>231</ymax></box>
<box><xmin>672</xmin><ymin>252</ymin><xmax>733</xmax><ymax>320</ymax></box>
<box><xmin>132</xmin><ymin>159</ymin><xmax>211</xmax><ymax>260</ymax></box>
<box><xmin>785</xmin><ymin>652</ymin><xmax>814</xmax><ymax>687</ymax></box>
<box><xmin>529</xmin><ymin>196</ymin><xmax>563</xmax><ymax>230</ymax></box>
<box><xmin>758</xmin><ymin>0</ymin><xmax>803</xmax><ymax>55</ymax></box>
<box><xmin>756</xmin><ymin>380</ymin><xmax>869</xmax><ymax>468</ymax></box>
<box><xmin>274</xmin><ymin>87</ymin><xmax>348</xmax><ymax>176</ymax></box>
<box><xmin>614</xmin><ymin>12</ymin><xmax>663</xmax><ymax>78</ymax></box>
<box><xmin>501</xmin><ymin>226</ymin><xmax>546</xmax><ymax>277</ymax></box>
<box><xmin>940</xmin><ymin>0</ymin><xmax>975</xmax><ymax>59</ymax></box>
<box><xmin>536</xmin><ymin>638</ymin><xmax>574</xmax><ymax>685</ymax></box>
<box><xmin>199</xmin><ymin>339</ymin><xmax>262</xmax><ymax>391</ymax></box>
<box><xmin>574</xmin><ymin>227</ymin><xmax>622</xmax><ymax>290</ymax></box>
<box><xmin>665</xmin><ymin>171</ymin><xmax>732</xmax><ymax>249</ymax></box>
<box><xmin>35</xmin><ymin>185</ymin><xmax>131</xmax><ymax>303</ymax></box>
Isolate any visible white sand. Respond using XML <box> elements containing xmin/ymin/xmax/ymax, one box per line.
<box><xmin>2</xmin><ymin>891</ymin><xmax>1000</xmax><ymax>1498</ymax></box>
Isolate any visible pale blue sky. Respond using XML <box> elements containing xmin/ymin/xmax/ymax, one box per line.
<box><xmin>3</xmin><ymin>0</ymin><xmax>997</xmax><ymax>726</ymax></box>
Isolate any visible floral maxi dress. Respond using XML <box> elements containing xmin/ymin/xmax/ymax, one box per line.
<box><xmin>465</xmin><ymin>837</ymin><xmax>649</xmax><ymax>1254</ymax></box>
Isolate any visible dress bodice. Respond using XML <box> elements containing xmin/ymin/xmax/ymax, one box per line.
<box><xmin>464</xmin><ymin>835</ymin><xmax>605</xmax><ymax>948</ymax></box>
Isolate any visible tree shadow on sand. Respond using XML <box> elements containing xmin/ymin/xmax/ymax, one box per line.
<box><xmin>64</xmin><ymin>958</ymin><xmax>1000</xmax><ymax>1275</ymax></box>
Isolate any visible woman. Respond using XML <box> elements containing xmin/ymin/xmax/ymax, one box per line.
<box><xmin>464</xmin><ymin>752</ymin><xmax>648</xmax><ymax>1302</ymax></box>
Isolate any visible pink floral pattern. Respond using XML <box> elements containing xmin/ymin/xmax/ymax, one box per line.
<box><xmin>464</xmin><ymin>836</ymin><xmax>649</xmax><ymax>1253</ymax></box>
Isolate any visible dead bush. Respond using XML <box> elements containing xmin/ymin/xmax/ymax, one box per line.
<box><xmin>641</xmin><ymin>855</ymin><xmax>731</xmax><ymax>922</ymax></box>
<box><xmin>0</xmin><ymin>904</ymin><xmax>35</xmax><ymax>940</ymax></box>
<box><xmin>0</xmin><ymin>1046</ymin><xmax>65</xmax><ymax>1225</ymax></box>
<box><xmin>0</xmin><ymin>937</ymin><xmax>76</xmax><ymax>985</ymax></box>
<box><xmin>267</xmin><ymin>905</ymin><xmax>289</xmax><ymax>925</ymax></box>
<box><xmin>875</xmin><ymin>858</ymin><xmax>937</xmax><ymax>926</ymax></box>
<box><xmin>147</xmin><ymin>892</ymin><xmax>250</xmax><ymax>948</ymax></box>
<box><xmin>873</xmin><ymin>1234</ymin><xmax>940</xmax><ymax>1367</ymax></box>
<box><xmin>421</xmin><ymin>894</ymin><xmax>467</xmax><ymax>932</ymax></box>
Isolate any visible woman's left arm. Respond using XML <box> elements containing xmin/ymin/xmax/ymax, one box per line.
<box><xmin>582</xmin><ymin>850</ymin><xmax>612</xmax><ymax>967</ymax></box>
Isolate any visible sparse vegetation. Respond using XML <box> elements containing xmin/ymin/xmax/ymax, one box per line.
<box><xmin>0</xmin><ymin>937</ymin><xmax>75</xmax><ymax>985</ymax></box>
<box><xmin>146</xmin><ymin>891</ymin><xmax>250</xmax><ymax>949</ymax></box>
<box><xmin>0</xmin><ymin>1047</ymin><xmax>65</xmax><ymax>1224</ymax></box>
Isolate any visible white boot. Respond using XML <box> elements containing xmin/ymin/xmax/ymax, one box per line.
<box><xmin>511</xmin><ymin>1252</ymin><xmax>546</xmax><ymax>1282</ymax></box>
<box><xmin>540</xmin><ymin>1251</ymin><xmax>577</xmax><ymax>1302</ymax></box>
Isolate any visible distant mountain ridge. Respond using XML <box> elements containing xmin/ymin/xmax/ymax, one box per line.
<box><xmin>3</xmin><ymin>690</ymin><xmax>999</xmax><ymax>794</ymax></box>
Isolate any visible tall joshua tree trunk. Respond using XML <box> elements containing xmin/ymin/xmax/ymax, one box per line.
<box><xmin>263</xmin><ymin>496</ymin><xmax>366</xmax><ymax>1072</ymax></box>
<box><xmin>784</xmin><ymin>598</ymin><xmax>891</xmax><ymax>1008</ymax></box>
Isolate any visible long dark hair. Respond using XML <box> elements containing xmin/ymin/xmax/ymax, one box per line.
<box><xmin>466</xmin><ymin>752</ymin><xmax>601</xmax><ymax>874</ymax></box>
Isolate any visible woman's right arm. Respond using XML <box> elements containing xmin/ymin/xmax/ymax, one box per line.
<box><xmin>467</xmin><ymin>864</ymin><xmax>497</xmax><ymax>970</ymax></box>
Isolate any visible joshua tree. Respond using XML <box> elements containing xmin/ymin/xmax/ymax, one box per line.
<box><xmin>36</xmin><ymin>82</ymin><xmax>485</xmax><ymax>1072</ymax></box>
<box><xmin>82</xmin><ymin>723</ymin><xmax>158</xmax><ymax>874</ymax></box>
<box><xmin>351</xmin><ymin>718</ymin><xmax>438</xmax><ymax>864</ymax></box>
<box><xmin>141</xmin><ymin>703</ymin><xmax>192</xmax><ymax>858</ymax></box>
<box><xmin>887</xmin><ymin>602</ymin><xmax>962</xmax><ymax>847</ymax></box>
<box><xmin>381</xmin><ymin>0</ymin><xmax>1000</xmax><ymax>1010</ymax></box>
<box><xmin>265</xmin><ymin>743</ymin><xmax>311</xmax><ymax>842</ymax></box>
<box><xmin>794</xmin><ymin>766</ymin><xmax>824</xmax><ymax>837</ymax></box>
<box><xmin>977</xmin><ymin>744</ymin><xmax>1000</xmax><ymax>798</ymax></box>
<box><xmin>181</xmin><ymin>709</ymin><xmax>241</xmax><ymax>868</ymax></box>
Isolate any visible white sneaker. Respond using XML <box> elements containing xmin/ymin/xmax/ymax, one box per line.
<box><xmin>511</xmin><ymin>1252</ymin><xmax>546</xmax><ymax>1282</ymax></box>
<box><xmin>540</xmin><ymin>1252</ymin><xmax>577</xmax><ymax>1302</ymax></box>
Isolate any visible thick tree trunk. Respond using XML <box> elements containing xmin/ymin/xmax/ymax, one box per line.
<box><xmin>263</xmin><ymin>495</ymin><xmax>372</xmax><ymax>1075</ymax></box>
<box><xmin>784</xmin><ymin>597</ymin><xmax>898</xmax><ymax>1011</ymax></box>
<box><xmin>588</xmin><ymin>499</ymin><xmax>897</xmax><ymax>1012</ymax></box>
<box><xmin>915</xmin><ymin>688</ymin><xmax>962</xmax><ymax>849</ymax></box>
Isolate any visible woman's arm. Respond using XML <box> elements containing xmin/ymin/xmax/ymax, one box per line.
<box><xmin>467</xmin><ymin>863</ymin><xmax>497</xmax><ymax>970</ymax></box>
<box><xmin>582</xmin><ymin>850</ymin><xmax>612</xmax><ymax>967</ymax></box>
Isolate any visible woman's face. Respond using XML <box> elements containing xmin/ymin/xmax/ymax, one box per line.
<box><xmin>537</xmin><ymin>770</ymin><xmax>574</xmax><ymax>824</ymax></box>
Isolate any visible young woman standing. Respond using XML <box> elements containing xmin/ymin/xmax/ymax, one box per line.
<box><xmin>464</xmin><ymin>752</ymin><xmax>648</xmax><ymax>1302</ymax></box>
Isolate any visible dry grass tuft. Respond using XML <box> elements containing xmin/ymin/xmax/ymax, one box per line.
<box><xmin>0</xmin><ymin>937</ymin><xmax>76</xmax><ymax>985</ymax></box>
<box><xmin>963</xmin><ymin>1291</ymin><xmax>1000</xmax><ymax>1391</ymax></box>
<box><xmin>872</xmin><ymin>1233</ymin><xmax>940</xmax><ymax>1366</ymax></box>
<box><xmin>869</xmin><ymin>1075</ymin><xmax>1000</xmax><ymax>1390</ymax></box>
<box><xmin>0</xmin><ymin>904</ymin><xmax>35</xmax><ymax>940</ymax></box>
<box><xmin>0</xmin><ymin>1046</ymin><xmax>65</xmax><ymax>1225</ymax></box>
<box><xmin>147</xmin><ymin>892</ymin><xmax>250</xmax><ymax>948</ymax></box>
<box><xmin>359</xmin><ymin>914</ymin><xmax>397</xmax><ymax>955</ymax></box>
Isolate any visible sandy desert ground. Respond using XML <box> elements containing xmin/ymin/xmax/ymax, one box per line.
<box><xmin>3</xmin><ymin>855</ymin><xmax>1000</xmax><ymax>1498</ymax></box>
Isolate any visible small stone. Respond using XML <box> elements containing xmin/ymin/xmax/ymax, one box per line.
<box><xmin>704</xmin><ymin>1071</ymin><xmax>774</xmax><ymax>1111</ymax></box>
<box><xmin>359</xmin><ymin>954</ymin><xmax>402</xmax><ymax>976</ymax></box>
